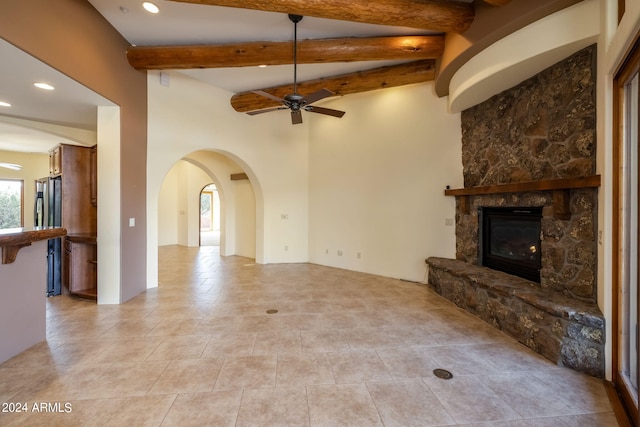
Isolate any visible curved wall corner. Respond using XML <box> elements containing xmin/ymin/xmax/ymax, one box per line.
<box><xmin>447</xmin><ymin>0</ymin><xmax>599</xmax><ymax>113</ymax></box>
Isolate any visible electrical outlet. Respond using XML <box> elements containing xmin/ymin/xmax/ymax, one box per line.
<box><xmin>284</xmin><ymin>245</ymin><xmax>288</xmax><ymax>251</ymax></box>
<box><xmin>337</xmin><ymin>250</ymin><xmax>343</xmax><ymax>256</ymax></box>
<box><xmin>325</xmin><ymin>249</ymin><xmax>329</xmax><ymax>254</ymax></box>
<box><xmin>357</xmin><ymin>252</ymin><xmax>361</xmax><ymax>259</ymax></box>
<box><xmin>445</xmin><ymin>218</ymin><xmax>454</xmax><ymax>226</ymax></box>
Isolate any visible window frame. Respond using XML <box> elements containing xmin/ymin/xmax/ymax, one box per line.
<box><xmin>0</xmin><ymin>178</ymin><xmax>24</xmax><ymax>229</ymax></box>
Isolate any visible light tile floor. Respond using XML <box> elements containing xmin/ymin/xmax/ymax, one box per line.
<box><xmin>0</xmin><ymin>245</ymin><xmax>619</xmax><ymax>426</ymax></box>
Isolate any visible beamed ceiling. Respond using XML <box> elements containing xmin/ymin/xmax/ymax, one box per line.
<box><xmin>0</xmin><ymin>0</ymin><xmax>590</xmax><ymax>153</ymax></box>
<box><xmin>124</xmin><ymin>0</ymin><xmax>508</xmax><ymax>113</ymax></box>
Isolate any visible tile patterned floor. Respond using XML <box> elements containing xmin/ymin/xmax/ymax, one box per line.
<box><xmin>0</xmin><ymin>245</ymin><xmax>619</xmax><ymax>426</ymax></box>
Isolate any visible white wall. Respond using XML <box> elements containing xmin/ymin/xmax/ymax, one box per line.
<box><xmin>146</xmin><ymin>70</ymin><xmax>307</xmax><ymax>288</ymax></box>
<box><xmin>158</xmin><ymin>165</ymin><xmax>179</xmax><ymax>246</ymax></box>
<box><xmin>171</xmin><ymin>160</ymin><xmax>214</xmax><ymax>247</ymax></box>
<box><xmin>308</xmin><ymin>83</ymin><xmax>462</xmax><ymax>282</ymax></box>
<box><xmin>176</xmin><ymin>161</ymin><xmax>189</xmax><ymax>246</ymax></box>
<box><xmin>97</xmin><ymin>106</ymin><xmax>122</xmax><ymax>305</ymax></box>
<box><xmin>147</xmin><ymin>71</ymin><xmax>463</xmax><ymax>285</ymax></box>
<box><xmin>0</xmin><ymin>150</ymin><xmax>49</xmax><ymax>229</ymax></box>
<box><xmin>233</xmin><ymin>178</ymin><xmax>256</xmax><ymax>258</ymax></box>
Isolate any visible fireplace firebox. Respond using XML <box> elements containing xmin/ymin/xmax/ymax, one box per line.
<box><xmin>478</xmin><ymin>207</ymin><xmax>542</xmax><ymax>282</ymax></box>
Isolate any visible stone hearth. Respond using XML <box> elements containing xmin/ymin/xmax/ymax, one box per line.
<box><xmin>426</xmin><ymin>257</ymin><xmax>604</xmax><ymax>377</ymax></box>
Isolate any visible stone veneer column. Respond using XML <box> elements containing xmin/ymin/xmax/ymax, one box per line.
<box><xmin>457</xmin><ymin>45</ymin><xmax>597</xmax><ymax>303</ymax></box>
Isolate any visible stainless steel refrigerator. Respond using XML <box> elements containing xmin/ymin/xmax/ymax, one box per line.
<box><xmin>35</xmin><ymin>176</ymin><xmax>62</xmax><ymax>296</ymax></box>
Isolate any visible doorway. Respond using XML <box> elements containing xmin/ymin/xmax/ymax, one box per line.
<box><xmin>613</xmin><ymin>33</ymin><xmax>640</xmax><ymax>425</ymax></box>
<box><xmin>200</xmin><ymin>183</ymin><xmax>220</xmax><ymax>246</ymax></box>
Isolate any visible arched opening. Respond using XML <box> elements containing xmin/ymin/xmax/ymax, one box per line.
<box><xmin>200</xmin><ymin>183</ymin><xmax>220</xmax><ymax>246</ymax></box>
<box><xmin>156</xmin><ymin>152</ymin><xmax>257</xmax><ymax>260</ymax></box>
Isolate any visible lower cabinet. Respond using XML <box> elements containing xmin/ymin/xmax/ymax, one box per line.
<box><xmin>63</xmin><ymin>234</ymin><xmax>97</xmax><ymax>300</ymax></box>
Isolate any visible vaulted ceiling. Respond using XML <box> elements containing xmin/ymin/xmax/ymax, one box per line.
<box><xmin>119</xmin><ymin>0</ymin><xmax>490</xmax><ymax>112</ymax></box>
<box><xmin>96</xmin><ymin>0</ymin><xmax>578</xmax><ymax>114</ymax></box>
<box><xmin>0</xmin><ymin>0</ymin><xmax>585</xmax><ymax>152</ymax></box>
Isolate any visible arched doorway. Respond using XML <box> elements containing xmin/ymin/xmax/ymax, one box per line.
<box><xmin>200</xmin><ymin>183</ymin><xmax>220</xmax><ymax>246</ymax></box>
<box><xmin>156</xmin><ymin>154</ymin><xmax>257</xmax><ymax>259</ymax></box>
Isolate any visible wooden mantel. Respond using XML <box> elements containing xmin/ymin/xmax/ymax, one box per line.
<box><xmin>0</xmin><ymin>227</ymin><xmax>67</xmax><ymax>264</ymax></box>
<box><xmin>444</xmin><ymin>175</ymin><xmax>601</xmax><ymax>220</ymax></box>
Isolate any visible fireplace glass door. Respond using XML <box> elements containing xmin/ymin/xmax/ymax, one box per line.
<box><xmin>479</xmin><ymin>207</ymin><xmax>542</xmax><ymax>282</ymax></box>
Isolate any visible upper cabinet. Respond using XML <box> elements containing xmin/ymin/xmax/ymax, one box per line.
<box><xmin>49</xmin><ymin>145</ymin><xmax>62</xmax><ymax>176</ymax></box>
<box><xmin>48</xmin><ymin>143</ymin><xmax>97</xmax><ymax>234</ymax></box>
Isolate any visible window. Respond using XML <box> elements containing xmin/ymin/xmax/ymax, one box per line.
<box><xmin>613</xmin><ymin>34</ymin><xmax>640</xmax><ymax>425</ymax></box>
<box><xmin>0</xmin><ymin>179</ymin><xmax>24</xmax><ymax>229</ymax></box>
<box><xmin>200</xmin><ymin>190</ymin><xmax>213</xmax><ymax>231</ymax></box>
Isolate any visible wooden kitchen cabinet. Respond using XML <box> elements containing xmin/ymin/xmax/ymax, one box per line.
<box><xmin>50</xmin><ymin>143</ymin><xmax>98</xmax><ymax>300</ymax></box>
<box><xmin>53</xmin><ymin>144</ymin><xmax>96</xmax><ymax>237</ymax></box>
<box><xmin>64</xmin><ymin>235</ymin><xmax>97</xmax><ymax>300</ymax></box>
<box><xmin>49</xmin><ymin>145</ymin><xmax>62</xmax><ymax>175</ymax></box>
<box><xmin>90</xmin><ymin>145</ymin><xmax>97</xmax><ymax>207</ymax></box>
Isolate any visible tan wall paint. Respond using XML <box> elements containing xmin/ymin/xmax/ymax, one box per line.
<box><xmin>0</xmin><ymin>0</ymin><xmax>148</xmax><ymax>302</ymax></box>
<box><xmin>0</xmin><ymin>241</ymin><xmax>47</xmax><ymax>363</ymax></box>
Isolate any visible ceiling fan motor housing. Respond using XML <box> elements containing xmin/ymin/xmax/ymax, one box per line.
<box><xmin>284</xmin><ymin>93</ymin><xmax>304</xmax><ymax>111</ymax></box>
<box><xmin>248</xmin><ymin>13</ymin><xmax>345</xmax><ymax>124</ymax></box>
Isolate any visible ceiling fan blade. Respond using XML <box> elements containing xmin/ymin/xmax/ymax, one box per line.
<box><xmin>305</xmin><ymin>106</ymin><xmax>346</xmax><ymax>118</ymax></box>
<box><xmin>252</xmin><ymin>90</ymin><xmax>285</xmax><ymax>103</ymax></box>
<box><xmin>291</xmin><ymin>110</ymin><xmax>303</xmax><ymax>125</ymax></box>
<box><xmin>247</xmin><ymin>106</ymin><xmax>287</xmax><ymax>116</ymax></box>
<box><xmin>303</xmin><ymin>88</ymin><xmax>334</xmax><ymax>105</ymax></box>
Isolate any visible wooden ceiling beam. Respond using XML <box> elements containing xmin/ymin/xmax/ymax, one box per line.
<box><xmin>483</xmin><ymin>0</ymin><xmax>512</xmax><ymax>5</ymax></box>
<box><xmin>127</xmin><ymin>35</ymin><xmax>444</xmax><ymax>70</ymax></box>
<box><xmin>169</xmin><ymin>0</ymin><xmax>475</xmax><ymax>33</ymax></box>
<box><xmin>230</xmin><ymin>60</ymin><xmax>435</xmax><ymax>112</ymax></box>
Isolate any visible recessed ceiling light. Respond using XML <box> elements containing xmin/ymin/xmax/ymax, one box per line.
<box><xmin>142</xmin><ymin>2</ymin><xmax>159</xmax><ymax>14</ymax></box>
<box><xmin>0</xmin><ymin>162</ymin><xmax>22</xmax><ymax>171</ymax></box>
<box><xmin>0</xmin><ymin>101</ymin><xmax>11</xmax><ymax>107</ymax></box>
<box><xmin>34</xmin><ymin>82</ymin><xmax>55</xmax><ymax>90</ymax></box>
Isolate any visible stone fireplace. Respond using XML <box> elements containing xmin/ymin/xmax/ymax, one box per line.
<box><xmin>427</xmin><ymin>45</ymin><xmax>604</xmax><ymax>377</ymax></box>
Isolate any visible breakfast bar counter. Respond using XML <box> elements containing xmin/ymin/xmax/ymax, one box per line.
<box><xmin>0</xmin><ymin>227</ymin><xmax>67</xmax><ymax>264</ymax></box>
<box><xmin>0</xmin><ymin>227</ymin><xmax>67</xmax><ymax>363</ymax></box>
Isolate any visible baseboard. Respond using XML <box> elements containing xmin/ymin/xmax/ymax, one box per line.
<box><xmin>603</xmin><ymin>380</ymin><xmax>634</xmax><ymax>427</ymax></box>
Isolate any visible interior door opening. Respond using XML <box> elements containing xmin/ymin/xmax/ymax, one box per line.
<box><xmin>200</xmin><ymin>183</ymin><xmax>220</xmax><ymax>246</ymax></box>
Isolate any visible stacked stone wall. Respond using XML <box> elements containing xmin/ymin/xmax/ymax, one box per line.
<box><xmin>457</xmin><ymin>45</ymin><xmax>597</xmax><ymax>302</ymax></box>
<box><xmin>461</xmin><ymin>45</ymin><xmax>596</xmax><ymax>187</ymax></box>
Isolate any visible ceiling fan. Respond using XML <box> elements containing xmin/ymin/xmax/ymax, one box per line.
<box><xmin>247</xmin><ymin>14</ymin><xmax>346</xmax><ymax>125</ymax></box>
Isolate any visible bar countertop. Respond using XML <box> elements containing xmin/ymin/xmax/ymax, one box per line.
<box><xmin>0</xmin><ymin>227</ymin><xmax>67</xmax><ymax>264</ymax></box>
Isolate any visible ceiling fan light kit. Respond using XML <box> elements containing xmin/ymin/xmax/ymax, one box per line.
<box><xmin>248</xmin><ymin>14</ymin><xmax>346</xmax><ymax>125</ymax></box>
